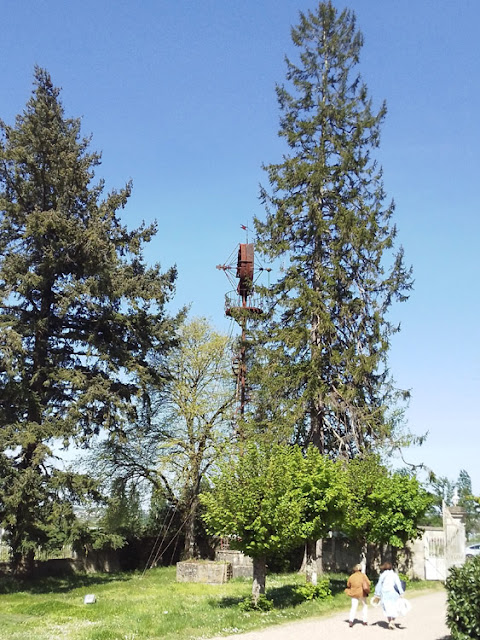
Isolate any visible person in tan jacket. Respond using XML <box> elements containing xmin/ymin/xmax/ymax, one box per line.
<box><xmin>345</xmin><ymin>564</ymin><xmax>371</xmax><ymax>627</ymax></box>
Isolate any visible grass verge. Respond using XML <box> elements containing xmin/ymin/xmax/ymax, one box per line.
<box><xmin>0</xmin><ymin>567</ymin><xmax>444</xmax><ymax>640</ymax></box>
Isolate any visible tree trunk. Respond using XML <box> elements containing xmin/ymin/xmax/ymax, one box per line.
<box><xmin>12</xmin><ymin>547</ymin><xmax>35</xmax><ymax>577</ymax></box>
<box><xmin>305</xmin><ymin>539</ymin><xmax>317</xmax><ymax>585</ymax></box>
<box><xmin>252</xmin><ymin>555</ymin><xmax>266</xmax><ymax>605</ymax></box>
<box><xmin>316</xmin><ymin>538</ymin><xmax>324</xmax><ymax>576</ymax></box>
<box><xmin>182</xmin><ymin>498</ymin><xmax>198</xmax><ymax>559</ymax></box>
<box><xmin>360</xmin><ymin>541</ymin><xmax>368</xmax><ymax>573</ymax></box>
<box><xmin>305</xmin><ymin>539</ymin><xmax>324</xmax><ymax>583</ymax></box>
<box><xmin>391</xmin><ymin>546</ymin><xmax>398</xmax><ymax>568</ymax></box>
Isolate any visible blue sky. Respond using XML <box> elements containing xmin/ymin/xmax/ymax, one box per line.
<box><xmin>2</xmin><ymin>1</ymin><xmax>479</xmax><ymax>493</ymax></box>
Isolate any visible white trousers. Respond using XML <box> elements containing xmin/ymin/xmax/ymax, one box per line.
<box><xmin>349</xmin><ymin>597</ymin><xmax>368</xmax><ymax>623</ymax></box>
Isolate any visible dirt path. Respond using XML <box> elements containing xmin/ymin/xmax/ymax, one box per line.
<box><xmin>209</xmin><ymin>591</ymin><xmax>451</xmax><ymax>640</ymax></box>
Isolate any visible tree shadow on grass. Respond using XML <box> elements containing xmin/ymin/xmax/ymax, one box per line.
<box><xmin>214</xmin><ymin>595</ymin><xmax>247</xmax><ymax>608</ymax></box>
<box><xmin>329</xmin><ymin>577</ymin><xmax>349</xmax><ymax>596</ymax></box>
<box><xmin>215</xmin><ymin>585</ymin><xmax>308</xmax><ymax>610</ymax></box>
<box><xmin>0</xmin><ymin>572</ymin><xmax>130</xmax><ymax>595</ymax></box>
<box><xmin>215</xmin><ymin>575</ymin><xmax>349</xmax><ymax>611</ymax></box>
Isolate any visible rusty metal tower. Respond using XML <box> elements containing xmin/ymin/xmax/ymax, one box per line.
<box><xmin>217</xmin><ymin>236</ymin><xmax>267</xmax><ymax>420</ymax></box>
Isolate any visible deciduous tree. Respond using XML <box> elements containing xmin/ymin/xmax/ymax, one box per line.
<box><xmin>344</xmin><ymin>456</ymin><xmax>432</xmax><ymax>569</ymax></box>
<box><xmin>296</xmin><ymin>446</ymin><xmax>348</xmax><ymax>583</ymax></box>
<box><xmin>200</xmin><ymin>443</ymin><xmax>306</xmax><ymax>605</ymax></box>
<box><xmin>95</xmin><ymin>317</ymin><xmax>235</xmax><ymax>559</ymax></box>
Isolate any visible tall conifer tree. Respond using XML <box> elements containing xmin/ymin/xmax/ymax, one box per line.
<box><xmin>253</xmin><ymin>2</ymin><xmax>412</xmax><ymax>457</ymax></box>
<box><xmin>0</xmin><ymin>68</ymin><xmax>179</xmax><ymax>571</ymax></box>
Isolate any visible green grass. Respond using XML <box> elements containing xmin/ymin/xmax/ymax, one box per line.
<box><xmin>0</xmin><ymin>567</ymin><xmax>444</xmax><ymax>640</ymax></box>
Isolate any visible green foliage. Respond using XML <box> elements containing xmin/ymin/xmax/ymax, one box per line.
<box><xmin>201</xmin><ymin>444</ymin><xmax>348</xmax><ymax>558</ymax></box>
<box><xmin>200</xmin><ymin>443</ymin><xmax>306</xmax><ymax>558</ymax></box>
<box><xmin>251</xmin><ymin>1</ymin><xmax>412</xmax><ymax>456</ymax></box>
<box><xmin>71</xmin><ymin>524</ymin><xmax>125</xmax><ymax>553</ymax></box>
<box><xmin>422</xmin><ymin>473</ymin><xmax>455</xmax><ymax>526</ymax></box>
<box><xmin>345</xmin><ymin>456</ymin><xmax>432</xmax><ymax>547</ymax></box>
<box><xmin>456</xmin><ymin>470</ymin><xmax>480</xmax><ymax>538</ymax></box>
<box><xmin>296</xmin><ymin>446</ymin><xmax>348</xmax><ymax>541</ymax></box>
<box><xmin>397</xmin><ymin>573</ymin><xmax>410</xmax><ymax>589</ymax></box>
<box><xmin>446</xmin><ymin>556</ymin><xmax>480</xmax><ymax>639</ymax></box>
<box><xmin>294</xmin><ymin>578</ymin><xmax>332</xmax><ymax>601</ymax></box>
<box><xmin>0</xmin><ymin>67</ymin><xmax>179</xmax><ymax>569</ymax></box>
<box><xmin>238</xmin><ymin>594</ymin><xmax>274</xmax><ymax>611</ymax></box>
<box><xmin>422</xmin><ymin>469</ymin><xmax>480</xmax><ymax>535</ymax></box>
<box><xmin>93</xmin><ymin>316</ymin><xmax>235</xmax><ymax>558</ymax></box>
<box><xmin>100</xmin><ymin>478</ymin><xmax>146</xmax><ymax>539</ymax></box>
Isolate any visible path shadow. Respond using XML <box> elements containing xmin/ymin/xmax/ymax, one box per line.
<box><xmin>371</xmin><ymin>620</ymin><xmax>390</xmax><ymax>629</ymax></box>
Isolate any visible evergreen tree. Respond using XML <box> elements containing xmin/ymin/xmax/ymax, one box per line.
<box><xmin>423</xmin><ymin>473</ymin><xmax>455</xmax><ymax>527</ymax></box>
<box><xmin>456</xmin><ymin>470</ymin><xmax>480</xmax><ymax>538</ymax></box>
<box><xmin>252</xmin><ymin>2</ymin><xmax>412</xmax><ymax>456</ymax></box>
<box><xmin>101</xmin><ymin>478</ymin><xmax>145</xmax><ymax>539</ymax></box>
<box><xmin>0</xmin><ymin>67</ymin><xmax>179</xmax><ymax>572</ymax></box>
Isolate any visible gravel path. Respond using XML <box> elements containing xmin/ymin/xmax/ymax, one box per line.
<box><xmin>210</xmin><ymin>591</ymin><xmax>451</xmax><ymax>640</ymax></box>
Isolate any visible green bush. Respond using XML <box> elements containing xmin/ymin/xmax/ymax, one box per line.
<box><xmin>294</xmin><ymin>578</ymin><xmax>332</xmax><ymax>601</ymax></box>
<box><xmin>446</xmin><ymin>556</ymin><xmax>480</xmax><ymax>639</ymax></box>
<box><xmin>398</xmin><ymin>572</ymin><xmax>410</xmax><ymax>589</ymax></box>
<box><xmin>238</xmin><ymin>595</ymin><xmax>274</xmax><ymax>611</ymax></box>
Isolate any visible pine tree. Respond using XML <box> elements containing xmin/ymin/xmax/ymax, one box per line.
<box><xmin>456</xmin><ymin>470</ymin><xmax>480</xmax><ymax>538</ymax></box>
<box><xmin>252</xmin><ymin>2</ymin><xmax>412</xmax><ymax>457</ymax></box>
<box><xmin>0</xmin><ymin>67</ymin><xmax>180</xmax><ymax>572</ymax></box>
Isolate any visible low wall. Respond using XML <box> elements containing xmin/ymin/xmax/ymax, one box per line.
<box><xmin>215</xmin><ymin>550</ymin><xmax>253</xmax><ymax>578</ymax></box>
<box><xmin>323</xmin><ymin>537</ymin><xmax>421</xmax><ymax>579</ymax></box>
<box><xmin>176</xmin><ymin>561</ymin><xmax>232</xmax><ymax>584</ymax></box>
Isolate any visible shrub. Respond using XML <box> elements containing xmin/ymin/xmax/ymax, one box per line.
<box><xmin>446</xmin><ymin>556</ymin><xmax>480</xmax><ymax>639</ymax></box>
<box><xmin>398</xmin><ymin>572</ymin><xmax>410</xmax><ymax>589</ymax></box>
<box><xmin>238</xmin><ymin>595</ymin><xmax>274</xmax><ymax>611</ymax></box>
<box><xmin>294</xmin><ymin>578</ymin><xmax>332</xmax><ymax>601</ymax></box>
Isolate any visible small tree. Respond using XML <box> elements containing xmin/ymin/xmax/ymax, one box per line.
<box><xmin>296</xmin><ymin>446</ymin><xmax>348</xmax><ymax>583</ymax></box>
<box><xmin>422</xmin><ymin>473</ymin><xmax>455</xmax><ymax>527</ymax></box>
<box><xmin>345</xmin><ymin>456</ymin><xmax>432</xmax><ymax>569</ymax></box>
<box><xmin>456</xmin><ymin>470</ymin><xmax>480</xmax><ymax>539</ymax></box>
<box><xmin>101</xmin><ymin>478</ymin><xmax>145</xmax><ymax>540</ymax></box>
<box><xmin>200</xmin><ymin>443</ymin><xmax>305</xmax><ymax>605</ymax></box>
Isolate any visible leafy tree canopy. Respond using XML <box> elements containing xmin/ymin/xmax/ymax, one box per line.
<box><xmin>91</xmin><ymin>317</ymin><xmax>235</xmax><ymax>559</ymax></box>
<box><xmin>200</xmin><ymin>443</ymin><xmax>306</xmax><ymax>558</ymax></box>
<box><xmin>345</xmin><ymin>456</ymin><xmax>432</xmax><ymax>548</ymax></box>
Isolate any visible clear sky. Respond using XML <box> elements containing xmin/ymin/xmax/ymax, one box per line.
<box><xmin>2</xmin><ymin>1</ymin><xmax>479</xmax><ymax>493</ymax></box>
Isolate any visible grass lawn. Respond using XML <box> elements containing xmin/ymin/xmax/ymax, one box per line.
<box><xmin>0</xmin><ymin>567</ymin><xmax>444</xmax><ymax>640</ymax></box>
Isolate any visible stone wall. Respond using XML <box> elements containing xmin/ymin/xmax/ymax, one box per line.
<box><xmin>176</xmin><ymin>561</ymin><xmax>232</xmax><ymax>584</ymax></box>
<box><xmin>323</xmin><ymin>537</ymin><xmax>420</xmax><ymax>579</ymax></box>
<box><xmin>215</xmin><ymin>550</ymin><xmax>253</xmax><ymax>578</ymax></box>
